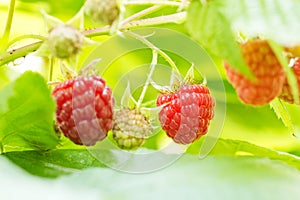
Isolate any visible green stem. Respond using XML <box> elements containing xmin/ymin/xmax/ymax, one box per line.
<box><xmin>0</xmin><ymin>41</ymin><xmax>43</xmax><ymax>67</ymax></box>
<box><xmin>122</xmin><ymin>5</ymin><xmax>162</xmax><ymax>25</ymax></box>
<box><xmin>126</xmin><ymin>31</ymin><xmax>180</xmax><ymax>75</ymax></box>
<box><xmin>0</xmin><ymin>12</ymin><xmax>186</xmax><ymax>67</ymax></box>
<box><xmin>7</xmin><ymin>34</ymin><xmax>45</xmax><ymax>48</ymax></box>
<box><xmin>0</xmin><ymin>0</ymin><xmax>16</xmax><ymax>52</ymax></box>
<box><xmin>122</xmin><ymin>12</ymin><xmax>186</xmax><ymax>29</ymax></box>
<box><xmin>211</xmin><ymin>138</ymin><xmax>300</xmax><ymax>171</ymax></box>
<box><xmin>84</xmin><ymin>12</ymin><xmax>186</xmax><ymax>37</ymax></box>
<box><xmin>49</xmin><ymin>57</ymin><xmax>54</xmax><ymax>82</ymax></box>
<box><xmin>137</xmin><ymin>50</ymin><xmax>158</xmax><ymax>108</ymax></box>
<box><xmin>82</xmin><ymin>26</ymin><xmax>111</xmax><ymax>37</ymax></box>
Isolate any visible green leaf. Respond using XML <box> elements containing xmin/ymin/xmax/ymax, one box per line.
<box><xmin>187</xmin><ymin>0</ymin><xmax>300</xmax><ymax>79</ymax></box>
<box><xmin>209</xmin><ymin>138</ymin><xmax>300</xmax><ymax>170</ymax></box>
<box><xmin>4</xmin><ymin>149</ymin><xmax>106</xmax><ymax>178</ymax></box>
<box><xmin>270</xmin><ymin>98</ymin><xmax>295</xmax><ymax>135</ymax></box>
<box><xmin>186</xmin><ymin>0</ymin><xmax>252</xmax><ymax>78</ymax></box>
<box><xmin>222</xmin><ymin>0</ymin><xmax>300</xmax><ymax>47</ymax></box>
<box><xmin>0</xmin><ymin>72</ymin><xmax>59</xmax><ymax>153</ymax></box>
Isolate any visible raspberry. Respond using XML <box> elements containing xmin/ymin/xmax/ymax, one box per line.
<box><xmin>112</xmin><ymin>108</ymin><xmax>152</xmax><ymax>150</ymax></box>
<box><xmin>48</xmin><ymin>25</ymin><xmax>83</xmax><ymax>59</ymax></box>
<box><xmin>224</xmin><ymin>39</ymin><xmax>286</xmax><ymax>105</ymax></box>
<box><xmin>278</xmin><ymin>59</ymin><xmax>300</xmax><ymax>104</ymax></box>
<box><xmin>52</xmin><ymin>76</ymin><xmax>114</xmax><ymax>146</ymax></box>
<box><xmin>84</xmin><ymin>0</ymin><xmax>120</xmax><ymax>25</ymax></box>
<box><xmin>156</xmin><ymin>84</ymin><xmax>214</xmax><ymax>145</ymax></box>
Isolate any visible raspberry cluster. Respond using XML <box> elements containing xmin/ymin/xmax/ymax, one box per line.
<box><xmin>52</xmin><ymin>75</ymin><xmax>215</xmax><ymax>146</ymax></box>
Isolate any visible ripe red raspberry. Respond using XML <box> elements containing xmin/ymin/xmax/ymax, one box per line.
<box><xmin>156</xmin><ymin>84</ymin><xmax>214</xmax><ymax>145</ymax></box>
<box><xmin>279</xmin><ymin>59</ymin><xmax>300</xmax><ymax>104</ymax></box>
<box><xmin>224</xmin><ymin>39</ymin><xmax>286</xmax><ymax>105</ymax></box>
<box><xmin>52</xmin><ymin>76</ymin><xmax>114</xmax><ymax>146</ymax></box>
<box><xmin>112</xmin><ymin>108</ymin><xmax>152</xmax><ymax>150</ymax></box>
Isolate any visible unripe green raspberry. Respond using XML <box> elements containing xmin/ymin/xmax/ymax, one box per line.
<box><xmin>112</xmin><ymin>108</ymin><xmax>152</xmax><ymax>150</ymax></box>
<box><xmin>48</xmin><ymin>25</ymin><xmax>84</xmax><ymax>59</ymax></box>
<box><xmin>84</xmin><ymin>0</ymin><xmax>120</xmax><ymax>25</ymax></box>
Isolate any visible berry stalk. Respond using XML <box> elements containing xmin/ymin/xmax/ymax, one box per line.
<box><xmin>0</xmin><ymin>12</ymin><xmax>186</xmax><ymax>67</ymax></box>
<box><xmin>48</xmin><ymin>57</ymin><xmax>54</xmax><ymax>83</ymax></box>
<box><xmin>137</xmin><ymin>50</ymin><xmax>158</xmax><ymax>108</ymax></box>
<box><xmin>0</xmin><ymin>41</ymin><xmax>43</xmax><ymax>67</ymax></box>
<box><xmin>84</xmin><ymin>12</ymin><xmax>186</xmax><ymax>37</ymax></box>
<box><xmin>121</xmin><ymin>5</ymin><xmax>162</xmax><ymax>25</ymax></box>
<box><xmin>126</xmin><ymin>31</ymin><xmax>180</xmax><ymax>75</ymax></box>
<box><xmin>7</xmin><ymin>34</ymin><xmax>45</xmax><ymax>48</ymax></box>
<box><xmin>0</xmin><ymin>0</ymin><xmax>16</xmax><ymax>53</ymax></box>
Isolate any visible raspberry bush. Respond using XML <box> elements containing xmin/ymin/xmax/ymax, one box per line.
<box><xmin>0</xmin><ymin>1</ymin><xmax>300</xmax><ymax>199</ymax></box>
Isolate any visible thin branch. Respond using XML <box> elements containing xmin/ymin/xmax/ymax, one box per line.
<box><xmin>49</xmin><ymin>57</ymin><xmax>54</xmax><ymax>82</ymax></box>
<box><xmin>83</xmin><ymin>12</ymin><xmax>186</xmax><ymax>37</ymax></box>
<box><xmin>7</xmin><ymin>34</ymin><xmax>45</xmax><ymax>48</ymax></box>
<box><xmin>0</xmin><ymin>12</ymin><xmax>186</xmax><ymax>67</ymax></box>
<box><xmin>122</xmin><ymin>5</ymin><xmax>162</xmax><ymax>25</ymax></box>
<box><xmin>122</xmin><ymin>12</ymin><xmax>186</xmax><ymax>29</ymax></box>
<box><xmin>0</xmin><ymin>41</ymin><xmax>43</xmax><ymax>67</ymax></box>
<box><xmin>0</xmin><ymin>0</ymin><xmax>16</xmax><ymax>52</ymax></box>
<box><xmin>126</xmin><ymin>31</ymin><xmax>180</xmax><ymax>75</ymax></box>
<box><xmin>137</xmin><ymin>50</ymin><xmax>158</xmax><ymax>107</ymax></box>
<box><xmin>82</xmin><ymin>26</ymin><xmax>111</xmax><ymax>37</ymax></box>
